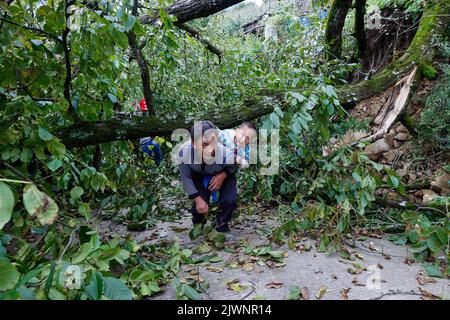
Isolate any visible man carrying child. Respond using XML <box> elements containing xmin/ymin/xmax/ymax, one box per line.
<box><xmin>176</xmin><ymin>121</ymin><xmax>256</xmax><ymax>233</ymax></box>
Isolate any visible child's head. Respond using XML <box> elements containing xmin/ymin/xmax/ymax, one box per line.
<box><xmin>235</xmin><ymin>122</ymin><xmax>257</xmax><ymax>148</ymax></box>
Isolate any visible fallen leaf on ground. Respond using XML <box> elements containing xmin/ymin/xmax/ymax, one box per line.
<box><xmin>352</xmin><ymin>263</ymin><xmax>367</xmax><ymax>271</ymax></box>
<box><xmin>185</xmin><ymin>275</ymin><xmax>205</xmax><ymax>283</ymax></box>
<box><xmin>352</xmin><ymin>277</ymin><xmax>365</xmax><ymax>286</ymax></box>
<box><xmin>404</xmin><ymin>257</ymin><xmax>415</xmax><ymax>265</ymax></box>
<box><xmin>265</xmin><ymin>281</ymin><xmax>283</xmax><ymax>289</ymax></box>
<box><xmin>206</xmin><ymin>266</ymin><xmax>224</xmax><ymax>273</ymax></box>
<box><xmin>340</xmin><ymin>288</ymin><xmax>351</xmax><ymax>300</ymax></box>
<box><xmin>316</xmin><ymin>286</ymin><xmax>327</xmax><ymax>300</ymax></box>
<box><xmin>354</xmin><ymin>252</ymin><xmax>364</xmax><ymax>260</ymax></box>
<box><xmin>242</xmin><ymin>263</ymin><xmax>254</xmax><ymax>271</ymax></box>
<box><xmin>301</xmin><ymin>287</ymin><xmax>310</xmax><ymax>300</ymax></box>
<box><xmin>228</xmin><ymin>283</ymin><xmax>248</xmax><ymax>293</ymax></box>
<box><xmin>418</xmin><ymin>287</ymin><xmax>441</xmax><ymax>300</ymax></box>
<box><xmin>347</xmin><ymin>268</ymin><xmax>361</xmax><ymax>275</ymax></box>
<box><xmin>416</xmin><ymin>273</ymin><xmax>437</xmax><ymax>286</ymax></box>
<box><xmin>170</xmin><ymin>226</ymin><xmax>189</xmax><ymax>232</ymax></box>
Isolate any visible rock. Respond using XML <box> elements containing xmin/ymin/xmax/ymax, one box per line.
<box><xmin>396</xmin><ymin>124</ymin><xmax>409</xmax><ymax>134</ymax></box>
<box><xmin>422</xmin><ymin>190</ymin><xmax>439</xmax><ymax>204</ymax></box>
<box><xmin>383</xmin><ymin>150</ymin><xmax>397</xmax><ymax>162</ymax></box>
<box><xmin>395</xmin><ymin>132</ymin><xmax>409</xmax><ymax>141</ymax></box>
<box><xmin>364</xmin><ymin>138</ymin><xmax>392</xmax><ymax>161</ymax></box>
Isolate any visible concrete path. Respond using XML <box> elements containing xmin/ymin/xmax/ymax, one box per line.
<box><xmin>97</xmin><ymin>209</ymin><xmax>449</xmax><ymax>300</ymax></box>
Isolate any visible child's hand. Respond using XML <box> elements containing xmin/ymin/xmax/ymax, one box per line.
<box><xmin>239</xmin><ymin>159</ymin><xmax>249</xmax><ymax>169</ymax></box>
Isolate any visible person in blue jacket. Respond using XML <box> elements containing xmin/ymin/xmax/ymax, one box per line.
<box><xmin>137</xmin><ymin>98</ymin><xmax>162</xmax><ymax>166</ymax></box>
<box><xmin>140</xmin><ymin>137</ymin><xmax>162</xmax><ymax>166</ymax></box>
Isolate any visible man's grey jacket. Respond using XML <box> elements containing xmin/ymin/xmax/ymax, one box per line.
<box><xmin>176</xmin><ymin>142</ymin><xmax>239</xmax><ymax>199</ymax></box>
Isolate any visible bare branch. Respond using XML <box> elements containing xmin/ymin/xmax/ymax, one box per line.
<box><xmin>0</xmin><ymin>17</ymin><xmax>61</xmax><ymax>42</ymax></box>
<box><xmin>178</xmin><ymin>23</ymin><xmax>222</xmax><ymax>60</ymax></box>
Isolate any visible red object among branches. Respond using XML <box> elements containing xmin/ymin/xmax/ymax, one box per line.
<box><xmin>139</xmin><ymin>98</ymin><xmax>148</xmax><ymax>111</ymax></box>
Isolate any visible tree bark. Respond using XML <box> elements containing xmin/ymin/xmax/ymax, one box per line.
<box><xmin>354</xmin><ymin>0</ymin><xmax>367</xmax><ymax>60</ymax></box>
<box><xmin>337</xmin><ymin>0</ymin><xmax>450</xmax><ymax>106</ymax></box>
<box><xmin>140</xmin><ymin>0</ymin><xmax>245</xmax><ymax>26</ymax></box>
<box><xmin>324</xmin><ymin>0</ymin><xmax>353</xmax><ymax>59</ymax></box>
<box><xmin>56</xmin><ymin>91</ymin><xmax>283</xmax><ymax>148</ymax></box>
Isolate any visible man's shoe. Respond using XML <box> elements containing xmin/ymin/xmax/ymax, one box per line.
<box><xmin>215</xmin><ymin>225</ymin><xmax>230</xmax><ymax>233</ymax></box>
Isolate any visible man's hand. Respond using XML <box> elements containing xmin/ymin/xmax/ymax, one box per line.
<box><xmin>194</xmin><ymin>196</ymin><xmax>209</xmax><ymax>214</ymax></box>
<box><xmin>208</xmin><ymin>171</ymin><xmax>227</xmax><ymax>191</ymax></box>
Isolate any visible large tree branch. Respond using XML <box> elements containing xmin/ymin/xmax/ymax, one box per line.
<box><xmin>56</xmin><ymin>91</ymin><xmax>283</xmax><ymax>148</ymax></box>
<box><xmin>140</xmin><ymin>0</ymin><xmax>245</xmax><ymax>25</ymax></box>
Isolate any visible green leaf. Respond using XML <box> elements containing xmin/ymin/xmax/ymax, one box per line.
<box><xmin>20</xmin><ymin>148</ymin><xmax>33</xmax><ymax>164</ymax></box>
<box><xmin>320</xmin><ymin>126</ymin><xmax>330</xmax><ymax>140</ymax></box>
<box><xmin>270</xmin><ymin>113</ymin><xmax>280</xmax><ymax>127</ymax></box>
<box><xmin>38</xmin><ymin>127</ymin><xmax>53</xmax><ymax>141</ymax></box>
<box><xmin>46</xmin><ymin>139</ymin><xmax>66</xmax><ymax>156</ymax></box>
<box><xmin>70</xmin><ymin>186</ymin><xmax>84</xmax><ymax>202</ymax></box>
<box><xmin>23</xmin><ymin>184</ymin><xmax>58</xmax><ymax>225</ymax></box>
<box><xmin>274</xmin><ymin>106</ymin><xmax>284</xmax><ymax>117</ymax></box>
<box><xmin>436</xmin><ymin>227</ymin><xmax>447</xmax><ymax>244</ymax></box>
<box><xmin>268</xmin><ymin>250</ymin><xmax>284</xmax><ymax>259</ymax></box>
<box><xmin>286</xmin><ymin>286</ymin><xmax>301</xmax><ymax>300</ymax></box>
<box><xmin>182</xmin><ymin>283</ymin><xmax>202</xmax><ymax>300</ymax></box>
<box><xmin>72</xmin><ymin>243</ymin><xmax>94</xmax><ymax>264</ymax></box>
<box><xmin>107</xmin><ymin>93</ymin><xmax>117</xmax><ymax>103</ymax></box>
<box><xmin>352</xmin><ymin>172</ymin><xmax>362</xmax><ymax>183</ymax></box>
<box><xmin>123</xmin><ymin>14</ymin><xmax>136</xmax><ymax>31</ymax></box>
<box><xmin>426</xmin><ymin>233</ymin><xmax>442</xmax><ymax>253</ymax></box>
<box><xmin>189</xmin><ymin>224</ymin><xmax>203</xmax><ymax>240</ymax></box>
<box><xmin>84</xmin><ymin>271</ymin><xmax>104</xmax><ymax>300</ymax></box>
<box><xmin>0</xmin><ymin>182</ymin><xmax>15</xmax><ymax>230</ymax></box>
<box><xmin>388</xmin><ymin>175</ymin><xmax>400</xmax><ymax>188</ymax></box>
<box><xmin>30</xmin><ymin>39</ymin><xmax>43</xmax><ymax>46</ymax></box>
<box><xmin>290</xmin><ymin>92</ymin><xmax>306</xmax><ymax>103</ymax></box>
<box><xmin>0</xmin><ymin>258</ymin><xmax>20</xmax><ymax>291</ymax></box>
<box><xmin>422</xmin><ymin>263</ymin><xmax>444</xmax><ymax>278</ymax></box>
<box><xmin>47</xmin><ymin>158</ymin><xmax>62</xmax><ymax>172</ymax></box>
<box><xmin>103</xmin><ymin>277</ymin><xmax>132</xmax><ymax>300</ymax></box>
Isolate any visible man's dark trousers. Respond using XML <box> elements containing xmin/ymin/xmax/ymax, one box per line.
<box><xmin>190</xmin><ymin>172</ymin><xmax>237</xmax><ymax>232</ymax></box>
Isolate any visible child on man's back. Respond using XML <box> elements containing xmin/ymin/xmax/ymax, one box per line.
<box><xmin>218</xmin><ymin>122</ymin><xmax>257</xmax><ymax>169</ymax></box>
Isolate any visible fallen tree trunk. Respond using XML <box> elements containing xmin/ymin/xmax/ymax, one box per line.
<box><xmin>57</xmin><ymin>91</ymin><xmax>283</xmax><ymax>148</ymax></box>
<box><xmin>337</xmin><ymin>0</ymin><xmax>450</xmax><ymax>106</ymax></box>
<box><xmin>55</xmin><ymin>0</ymin><xmax>449</xmax><ymax>149</ymax></box>
<box><xmin>140</xmin><ymin>0</ymin><xmax>245</xmax><ymax>25</ymax></box>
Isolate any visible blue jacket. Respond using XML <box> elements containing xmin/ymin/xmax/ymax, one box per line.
<box><xmin>140</xmin><ymin>137</ymin><xmax>162</xmax><ymax>165</ymax></box>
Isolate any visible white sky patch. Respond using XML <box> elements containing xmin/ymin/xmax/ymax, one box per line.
<box><xmin>246</xmin><ymin>0</ymin><xmax>264</xmax><ymax>7</ymax></box>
